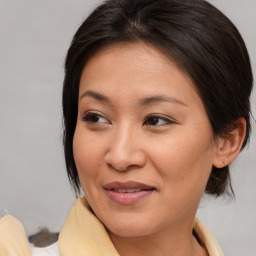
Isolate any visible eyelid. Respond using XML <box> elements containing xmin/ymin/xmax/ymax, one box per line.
<box><xmin>144</xmin><ymin>114</ymin><xmax>176</xmax><ymax>126</ymax></box>
<box><xmin>81</xmin><ymin>110</ymin><xmax>110</xmax><ymax>124</ymax></box>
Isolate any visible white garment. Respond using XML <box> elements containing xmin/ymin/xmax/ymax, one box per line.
<box><xmin>31</xmin><ymin>242</ymin><xmax>59</xmax><ymax>256</ymax></box>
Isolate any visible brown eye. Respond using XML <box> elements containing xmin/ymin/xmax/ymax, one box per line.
<box><xmin>82</xmin><ymin>112</ymin><xmax>108</xmax><ymax>124</ymax></box>
<box><xmin>144</xmin><ymin>115</ymin><xmax>174</xmax><ymax>126</ymax></box>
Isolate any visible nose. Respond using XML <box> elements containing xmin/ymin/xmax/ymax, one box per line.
<box><xmin>104</xmin><ymin>125</ymin><xmax>146</xmax><ymax>171</ymax></box>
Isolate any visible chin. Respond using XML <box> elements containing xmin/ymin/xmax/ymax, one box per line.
<box><xmin>108</xmin><ymin>226</ymin><xmax>151</xmax><ymax>238</ymax></box>
<box><xmin>103</xmin><ymin>216</ymin><xmax>155</xmax><ymax>238</ymax></box>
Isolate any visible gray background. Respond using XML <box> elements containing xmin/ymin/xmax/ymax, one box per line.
<box><xmin>0</xmin><ymin>0</ymin><xmax>255</xmax><ymax>255</ymax></box>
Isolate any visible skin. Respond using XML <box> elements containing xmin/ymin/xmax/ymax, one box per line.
<box><xmin>73</xmin><ymin>42</ymin><xmax>225</xmax><ymax>256</ymax></box>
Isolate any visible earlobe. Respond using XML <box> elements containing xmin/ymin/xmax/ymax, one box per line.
<box><xmin>213</xmin><ymin>118</ymin><xmax>246</xmax><ymax>168</ymax></box>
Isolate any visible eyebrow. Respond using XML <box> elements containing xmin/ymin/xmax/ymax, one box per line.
<box><xmin>80</xmin><ymin>90</ymin><xmax>111</xmax><ymax>104</ymax></box>
<box><xmin>80</xmin><ymin>90</ymin><xmax>187</xmax><ymax>107</ymax></box>
<box><xmin>138</xmin><ymin>95</ymin><xmax>187</xmax><ymax>107</ymax></box>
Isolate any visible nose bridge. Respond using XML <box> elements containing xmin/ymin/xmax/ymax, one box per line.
<box><xmin>115</xmin><ymin>122</ymin><xmax>133</xmax><ymax>150</ymax></box>
<box><xmin>105</xmin><ymin>122</ymin><xmax>145</xmax><ymax>171</ymax></box>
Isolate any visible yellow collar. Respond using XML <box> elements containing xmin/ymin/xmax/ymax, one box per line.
<box><xmin>0</xmin><ymin>215</ymin><xmax>32</xmax><ymax>256</ymax></box>
<box><xmin>193</xmin><ymin>218</ymin><xmax>224</xmax><ymax>256</ymax></box>
<box><xmin>59</xmin><ymin>197</ymin><xmax>224</xmax><ymax>256</ymax></box>
<box><xmin>59</xmin><ymin>197</ymin><xmax>119</xmax><ymax>256</ymax></box>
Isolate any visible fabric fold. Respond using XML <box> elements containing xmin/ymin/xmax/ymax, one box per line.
<box><xmin>59</xmin><ymin>197</ymin><xmax>119</xmax><ymax>256</ymax></box>
<box><xmin>0</xmin><ymin>215</ymin><xmax>32</xmax><ymax>256</ymax></box>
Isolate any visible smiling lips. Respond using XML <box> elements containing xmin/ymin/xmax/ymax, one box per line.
<box><xmin>104</xmin><ymin>181</ymin><xmax>155</xmax><ymax>205</ymax></box>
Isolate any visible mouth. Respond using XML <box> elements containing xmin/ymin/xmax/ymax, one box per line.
<box><xmin>103</xmin><ymin>181</ymin><xmax>155</xmax><ymax>191</ymax></box>
<box><xmin>111</xmin><ymin>188</ymin><xmax>151</xmax><ymax>193</ymax></box>
<box><xmin>103</xmin><ymin>181</ymin><xmax>156</xmax><ymax>204</ymax></box>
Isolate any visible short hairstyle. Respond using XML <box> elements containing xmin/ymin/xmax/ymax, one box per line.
<box><xmin>62</xmin><ymin>0</ymin><xmax>253</xmax><ymax>196</ymax></box>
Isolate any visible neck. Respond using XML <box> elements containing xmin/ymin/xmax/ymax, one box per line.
<box><xmin>109</xmin><ymin>221</ymin><xmax>208</xmax><ymax>256</ymax></box>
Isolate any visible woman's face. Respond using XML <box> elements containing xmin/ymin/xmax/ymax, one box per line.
<box><xmin>73</xmin><ymin>43</ymin><xmax>220</xmax><ymax>238</ymax></box>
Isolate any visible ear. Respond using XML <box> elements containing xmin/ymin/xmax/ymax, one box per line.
<box><xmin>213</xmin><ymin>118</ymin><xmax>247</xmax><ymax>168</ymax></box>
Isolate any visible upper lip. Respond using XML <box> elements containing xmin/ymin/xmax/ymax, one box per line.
<box><xmin>103</xmin><ymin>181</ymin><xmax>155</xmax><ymax>190</ymax></box>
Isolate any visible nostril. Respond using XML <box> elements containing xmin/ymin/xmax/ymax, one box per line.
<box><xmin>106</xmin><ymin>162</ymin><xmax>143</xmax><ymax>172</ymax></box>
<box><xmin>106</xmin><ymin>162</ymin><xmax>129</xmax><ymax>172</ymax></box>
<box><xmin>104</xmin><ymin>146</ymin><xmax>146</xmax><ymax>171</ymax></box>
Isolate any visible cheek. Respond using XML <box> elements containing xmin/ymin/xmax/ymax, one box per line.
<box><xmin>72</xmin><ymin>127</ymin><xmax>102</xmax><ymax>186</ymax></box>
<box><xmin>151</xmin><ymin>132</ymin><xmax>214</xmax><ymax>191</ymax></box>
<box><xmin>151</xmin><ymin>139</ymin><xmax>213</xmax><ymax>218</ymax></box>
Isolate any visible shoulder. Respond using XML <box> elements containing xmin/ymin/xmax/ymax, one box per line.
<box><xmin>30</xmin><ymin>242</ymin><xmax>60</xmax><ymax>256</ymax></box>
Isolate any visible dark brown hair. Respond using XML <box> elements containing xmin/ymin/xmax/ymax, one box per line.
<box><xmin>62</xmin><ymin>0</ymin><xmax>253</xmax><ymax>196</ymax></box>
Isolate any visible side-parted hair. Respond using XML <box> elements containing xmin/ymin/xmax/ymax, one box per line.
<box><xmin>62</xmin><ymin>0</ymin><xmax>253</xmax><ymax>196</ymax></box>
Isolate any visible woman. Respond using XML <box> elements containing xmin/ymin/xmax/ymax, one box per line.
<box><xmin>0</xmin><ymin>0</ymin><xmax>253</xmax><ymax>255</ymax></box>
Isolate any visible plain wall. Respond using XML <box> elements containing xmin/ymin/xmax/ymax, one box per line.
<box><xmin>0</xmin><ymin>1</ymin><xmax>255</xmax><ymax>255</ymax></box>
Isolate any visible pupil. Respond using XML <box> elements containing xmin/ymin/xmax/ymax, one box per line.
<box><xmin>91</xmin><ymin>115</ymin><xmax>99</xmax><ymax>122</ymax></box>
<box><xmin>149</xmin><ymin>117</ymin><xmax>159</xmax><ymax>125</ymax></box>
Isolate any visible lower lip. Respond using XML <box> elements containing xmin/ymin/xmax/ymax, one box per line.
<box><xmin>105</xmin><ymin>189</ymin><xmax>154</xmax><ymax>205</ymax></box>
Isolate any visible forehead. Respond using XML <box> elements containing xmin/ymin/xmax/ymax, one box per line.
<box><xmin>82</xmin><ymin>42</ymin><xmax>189</xmax><ymax>79</ymax></box>
<box><xmin>79</xmin><ymin>42</ymin><xmax>200</xmax><ymax>106</ymax></box>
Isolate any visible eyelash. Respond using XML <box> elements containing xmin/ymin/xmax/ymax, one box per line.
<box><xmin>81</xmin><ymin>112</ymin><xmax>175</xmax><ymax>126</ymax></box>
<box><xmin>143</xmin><ymin>114</ymin><xmax>175</xmax><ymax>126</ymax></box>
<box><xmin>82</xmin><ymin>111</ymin><xmax>109</xmax><ymax>124</ymax></box>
